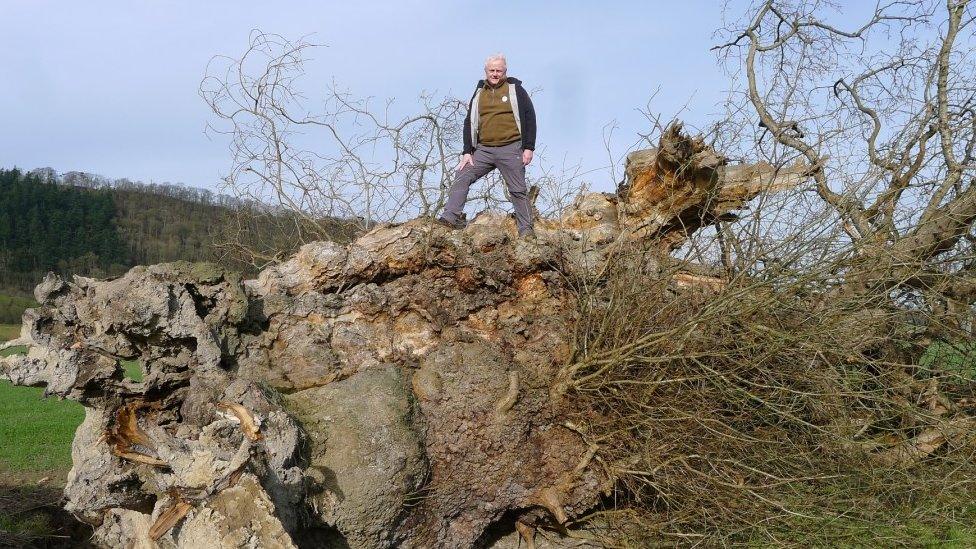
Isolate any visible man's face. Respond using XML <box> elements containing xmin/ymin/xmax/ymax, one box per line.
<box><xmin>484</xmin><ymin>60</ymin><xmax>507</xmax><ymax>87</ymax></box>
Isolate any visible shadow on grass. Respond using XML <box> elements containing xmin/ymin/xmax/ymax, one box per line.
<box><xmin>0</xmin><ymin>484</ymin><xmax>93</xmax><ymax>548</ymax></box>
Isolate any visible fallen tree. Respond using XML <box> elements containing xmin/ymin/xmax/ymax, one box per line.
<box><xmin>1</xmin><ymin>125</ymin><xmax>817</xmax><ymax>548</ymax></box>
<box><xmin>5</xmin><ymin>2</ymin><xmax>976</xmax><ymax>544</ymax></box>
<box><xmin>5</xmin><ymin>108</ymin><xmax>976</xmax><ymax>546</ymax></box>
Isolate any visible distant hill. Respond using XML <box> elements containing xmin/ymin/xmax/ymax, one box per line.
<box><xmin>0</xmin><ymin>168</ymin><xmax>129</xmax><ymax>294</ymax></box>
<box><xmin>0</xmin><ymin>167</ymin><xmax>357</xmax><ymax>313</ymax></box>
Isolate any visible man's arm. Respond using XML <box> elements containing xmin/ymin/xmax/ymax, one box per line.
<box><xmin>515</xmin><ymin>85</ymin><xmax>536</xmax><ymax>151</ymax></box>
<box><xmin>462</xmin><ymin>109</ymin><xmax>474</xmax><ymax>155</ymax></box>
<box><xmin>462</xmin><ymin>87</ymin><xmax>477</xmax><ymax>155</ymax></box>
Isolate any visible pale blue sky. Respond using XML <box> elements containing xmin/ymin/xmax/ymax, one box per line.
<box><xmin>2</xmin><ymin>1</ymin><xmax>752</xmax><ymax>193</ymax></box>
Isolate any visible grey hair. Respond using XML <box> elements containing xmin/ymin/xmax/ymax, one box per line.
<box><xmin>484</xmin><ymin>53</ymin><xmax>507</xmax><ymax>68</ymax></box>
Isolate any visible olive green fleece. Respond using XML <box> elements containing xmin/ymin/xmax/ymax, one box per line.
<box><xmin>477</xmin><ymin>82</ymin><xmax>521</xmax><ymax>146</ymax></box>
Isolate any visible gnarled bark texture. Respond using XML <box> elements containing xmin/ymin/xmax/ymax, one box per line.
<box><xmin>1</xmin><ymin>124</ymin><xmax>802</xmax><ymax>548</ymax></box>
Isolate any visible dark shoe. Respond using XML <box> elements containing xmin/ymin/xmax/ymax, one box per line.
<box><xmin>434</xmin><ymin>217</ymin><xmax>463</xmax><ymax>230</ymax></box>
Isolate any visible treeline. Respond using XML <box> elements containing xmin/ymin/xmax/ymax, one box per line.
<box><xmin>102</xmin><ymin>173</ymin><xmax>357</xmax><ymax>270</ymax></box>
<box><xmin>113</xmin><ymin>187</ymin><xmax>233</xmax><ymax>267</ymax></box>
<box><xmin>0</xmin><ymin>168</ymin><xmax>249</xmax><ymax>297</ymax></box>
<box><xmin>27</xmin><ymin>168</ymin><xmax>249</xmax><ymax>269</ymax></box>
<box><xmin>0</xmin><ymin>169</ymin><xmax>129</xmax><ymax>293</ymax></box>
<box><xmin>0</xmin><ymin>168</ymin><xmax>358</xmax><ymax>310</ymax></box>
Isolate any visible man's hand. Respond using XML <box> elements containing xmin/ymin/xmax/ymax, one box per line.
<box><xmin>456</xmin><ymin>153</ymin><xmax>474</xmax><ymax>172</ymax></box>
<box><xmin>522</xmin><ymin>149</ymin><xmax>533</xmax><ymax>166</ymax></box>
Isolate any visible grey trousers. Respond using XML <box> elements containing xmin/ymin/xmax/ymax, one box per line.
<box><xmin>442</xmin><ymin>141</ymin><xmax>533</xmax><ymax>234</ymax></box>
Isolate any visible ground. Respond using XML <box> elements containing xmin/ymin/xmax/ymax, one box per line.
<box><xmin>1</xmin><ymin>323</ymin><xmax>93</xmax><ymax>547</ymax></box>
<box><xmin>2</xmin><ymin>311</ymin><xmax>976</xmax><ymax>548</ymax></box>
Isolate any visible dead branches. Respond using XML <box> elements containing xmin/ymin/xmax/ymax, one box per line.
<box><xmin>714</xmin><ymin>0</ymin><xmax>976</xmax><ymax>306</ymax></box>
<box><xmin>563</xmin><ymin>254</ymin><xmax>976</xmax><ymax>545</ymax></box>
<box><xmin>200</xmin><ymin>31</ymin><xmax>466</xmax><ymax>264</ymax></box>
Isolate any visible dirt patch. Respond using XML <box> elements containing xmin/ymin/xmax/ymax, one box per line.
<box><xmin>0</xmin><ymin>482</ymin><xmax>93</xmax><ymax>548</ymax></box>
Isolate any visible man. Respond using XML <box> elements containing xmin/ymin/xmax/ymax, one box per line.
<box><xmin>437</xmin><ymin>53</ymin><xmax>537</xmax><ymax>237</ymax></box>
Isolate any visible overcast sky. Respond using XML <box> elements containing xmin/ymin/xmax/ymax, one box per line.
<box><xmin>2</xmin><ymin>1</ymin><xmax>761</xmax><ymax>193</ymax></box>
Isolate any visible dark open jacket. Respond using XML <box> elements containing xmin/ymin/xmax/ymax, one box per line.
<box><xmin>462</xmin><ymin>77</ymin><xmax>537</xmax><ymax>154</ymax></box>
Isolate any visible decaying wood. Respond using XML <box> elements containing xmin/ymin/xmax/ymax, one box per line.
<box><xmin>149</xmin><ymin>500</ymin><xmax>194</xmax><ymax>540</ymax></box>
<box><xmin>494</xmin><ymin>371</ymin><xmax>520</xmax><ymax>416</ymax></box>
<box><xmin>0</xmin><ymin>123</ymin><xmax>809</xmax><ymax>548</ymax></box>
<box><xmin>216</xmin><ymin>401</ymin><xmax>263</xmax><ymax>441</ymax></box>
<box><xmin>537</xmin><ymin>486</ymin><xmax>569</xmax><ymax>525</ymax></box>
<box><xmin>0</xmin><ymin>337</ymin><xmax>31</xmax><ymax>351</ymax></box>
<box><xmin>111</xmin><ymin>450</ymin><xmax>169</xmax><ymax>467</ymax></box>
<box><xmin>671</xmin><ymin>272</ymin><xmax>728</xmax><ymax>292</ymax></box>
<box><xmin>106</xmin><ymin>402</ymin><xmax>168</xmax><ymax>467</ymax></box>
<box><xmin>515</xmin><ymin>520</ymin><xmax>536</xmax><ymax>549</ymax></box>
<box><xmin>617</xmin><ymin>122</ymin><xmax>809</xmax><ymax>249</ymax></box>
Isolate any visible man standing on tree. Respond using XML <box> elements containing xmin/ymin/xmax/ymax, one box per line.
<box><xmin>437</xmin><ymin>53</ymin><xmax>537</xmax><ymax>237</ymax></box>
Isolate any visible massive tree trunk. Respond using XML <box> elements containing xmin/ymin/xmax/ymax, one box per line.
<box><xmin>1</xmin><ymin>125</ymin><xmax>805</xmax><ymax>548</ymax></box>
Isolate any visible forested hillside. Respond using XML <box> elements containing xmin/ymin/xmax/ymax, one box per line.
<box><xmin>0</xmin><ymin>169</ymin><xmax>128</xmax><ymax>293</ymax></box>
<box><xmin>112</xmin><ymin>185</ymin><xmax>234</xmax><ymax>267</ymax></box>
<box><xmin>0</xmin><ymin>168</ymin><xmax>355</xmax><ymax>322</ymax></box>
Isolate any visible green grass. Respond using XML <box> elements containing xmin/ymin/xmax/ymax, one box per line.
<box><xmin>0</xmin><ymin>293</ymin><xmax>36</xmax><ymax>325</ymax></box>
<box><xmin>0</xmin><ymin>325</ymin><xmax>138</xmax><ymax>480</ymax></box>
<box><xmin>0</xmin><ymin>325</ymin><xmax>94</xmax><ymax>544</ymax></box>
<box><xmin>0</xmin><ymin>323</ymin><xmax>20</xmax><ymax>342</ymax></box>
<box><xmin>742</xmin><ymin>481</ymin><xmax>976</xmax><ymax>548</ymax></box>
<box><xmin>788</xmin><ymin>511</ymin><xmax>976</xmax><ymax>548</ymax></box>
<box><xmin>0</xmin><ymin>326</ymin><xmax>85</xmax><ymax>478</ymax></box>
<box><xmin>921</xmin><ymin>340</ymin><xmax>976</xmax><ymax>381</ymax></box>
<box><xmin>0</xmin><ymin>380</ymin><xmax>84</xmax><ymax>475</ymax></box>
<box><xmin>121</xmin><ymin>359</ymin><xmax>144</xmax><ymax>381</ymax></box>
<box><xmin>0</xmin><ymin>483</ymin><xmax>91</xmax><ymax>544</ymax></box>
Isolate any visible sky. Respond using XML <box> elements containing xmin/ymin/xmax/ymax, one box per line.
<box><xmin>2</xmin><ymin>1</ymin><xmax>753</xmax><ymax>194</ymax></box>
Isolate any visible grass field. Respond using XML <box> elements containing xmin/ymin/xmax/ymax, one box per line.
<box><xmin>0</xmin><ymin>293</ymin><xmax>35</xmax><ymax>325</ymax></box>
<box><xmin>1</xmin><ymin>323</ymin><xmax>90</xmax><ymax>544</ymax></box>
<box><xmin>0</xmin><ymin>323</ymin><xmax>20</xmax><ymax>342</ymax></box>
<box><xmin>0</xmin><ymin>377</ymin><xmax>84</xmax><ymax>478</ymax></box>
<box><xmin>1</xmin><ymin>327</ymin><xmax>85</xmax><ymax>481</ymax></box>
<box><xmin>921</xmin><ymin>340</ymin><xmax>976</xmax><ymax>380</ymax></box>
<box><xmin>0</xmin><ymin>325</ymin><xmax>141</xmax><ymax>478</ymax></box>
